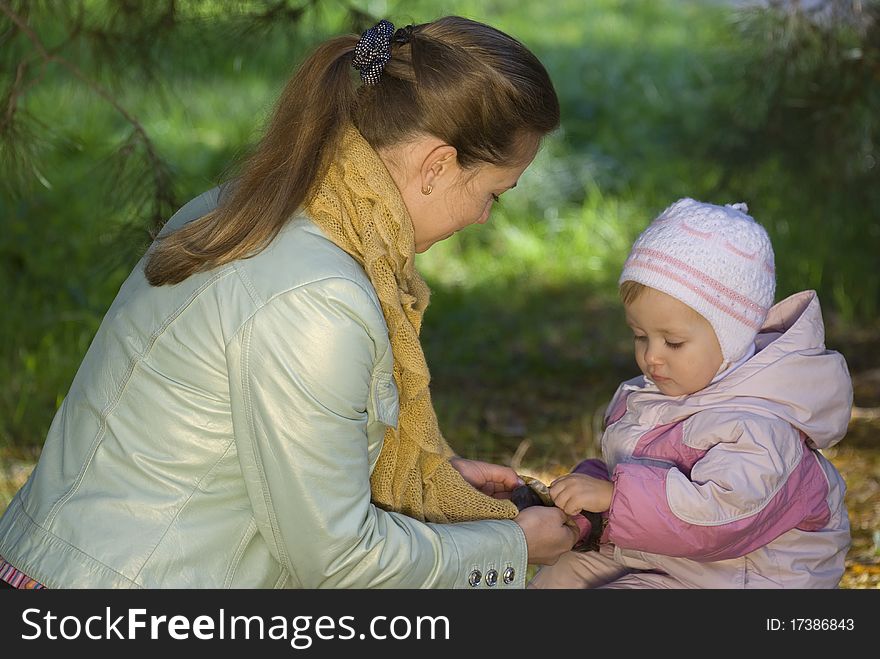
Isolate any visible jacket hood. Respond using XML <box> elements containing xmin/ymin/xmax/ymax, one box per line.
<box><xmin>687</xmin><ymin>290</ymin><xmax>853</xmax><ymax>449</ymax></box>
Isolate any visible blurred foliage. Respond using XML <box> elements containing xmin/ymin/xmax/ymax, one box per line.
<box><xmin>724</xmin><ymin>1</ymin><xmax>878</xmax><ymax>182</ymax></box>
<box><xmin>707</xmin><ymin>0</ymin><xmax>880</xmax><ymax>319</ymax></box>
<box><xmin>0</xmin><ymin>0</ymin><xmax>876</xmax><ymax>433</ymax></box>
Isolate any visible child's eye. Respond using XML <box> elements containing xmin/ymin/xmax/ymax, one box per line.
<box><xmin>665</xmin><ymin>341</ymin><xmax>684</xmax><ymax>349</ymax></box>
<box><xmin>633</xmin><ymin>335</ymin><xmax>647</xmax><ymax>342</ymax></box>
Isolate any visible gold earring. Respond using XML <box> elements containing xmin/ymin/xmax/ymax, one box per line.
<box><xmin>421</xmin><ymin>184</ymin><xmax>433</xmax><ymax>196</ymax></box>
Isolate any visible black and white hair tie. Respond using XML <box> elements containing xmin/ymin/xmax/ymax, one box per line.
<box><xmin>352</xmin><ymin>19</ymin><xmax>395</xmax><ymax>86</ymax></box>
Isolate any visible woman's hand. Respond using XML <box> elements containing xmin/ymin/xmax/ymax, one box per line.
<box><xmin>549</xmin><ymin>473</ymin><xmax>613</xmax><ymax>515</ymax></box>
<box><xmin>449</xmin><ymin>457</ymin><xmax>523</xmax><ymax>499</ymax></box>
<box><xmin>514</xmin><ymin>506</ymin><xmax>578</xmax><ymax>565</ymax></box>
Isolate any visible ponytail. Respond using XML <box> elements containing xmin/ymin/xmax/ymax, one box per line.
<box><xmin>144</xmin><ymin>36</ymin><xmax>358</xmax><ymax>286</ymax></box>
<box><xmin>145</xmin><ymin>17</ymin><xmax>559</xmax><ymax>286</ymax></box>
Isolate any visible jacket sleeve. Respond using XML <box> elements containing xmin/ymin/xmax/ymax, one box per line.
<box><xmin>606</xmin><ymin>412</ymin><xmax>833</xmax><ymax>561</ymax></box>
<box><xmin>226</xmin><ymin>277</ymin><xmax>526</xmax><ymax>588</ymax></box>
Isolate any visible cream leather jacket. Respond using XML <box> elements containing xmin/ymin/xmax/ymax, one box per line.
<box><xmin>0</xmin><ymin>188</ymin><xmax>526</xmax><ymax>588</ymax></box>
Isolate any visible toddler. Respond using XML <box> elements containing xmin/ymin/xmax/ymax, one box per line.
<box><xmin>530</xmin><ymin>198</ymin><xmax>852</xmax><ymax>588</ymax></box>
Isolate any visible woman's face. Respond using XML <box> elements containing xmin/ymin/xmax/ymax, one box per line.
<box><xmin>383</xmin><ymin>135</ymin><xmax>539</xmax><ymax>253</ymax></box>
<box><xmin>411</xmin><ymin>155</ymin><xmax>536</xmax><ymax>253</ymax></box>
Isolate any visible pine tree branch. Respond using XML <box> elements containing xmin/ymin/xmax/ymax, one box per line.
<box><xmin>0</xmin><ymin>0</ymin><xmax>172</xmax><ymax>217</ymax></box>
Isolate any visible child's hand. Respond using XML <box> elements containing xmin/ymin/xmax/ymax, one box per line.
<box><xmin>549</xmin><ymin>473</ymin><xmax>613</xmax><ymax>515</ymax></box>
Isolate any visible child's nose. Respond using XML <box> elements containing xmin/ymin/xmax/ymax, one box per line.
<box><xmin>644</xmin><ymin>344</ymin><xmax>663</xmax><ymax>365</ymax></box>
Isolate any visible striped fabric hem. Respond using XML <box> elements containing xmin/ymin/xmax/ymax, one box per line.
<box><xmin>0</xmin><ymin>555</ymin><xmax>46</xmax><ymax>589</ymax></box>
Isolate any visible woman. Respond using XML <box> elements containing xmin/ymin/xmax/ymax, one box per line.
<box><xmin>0</xmin><ymin>16</ymin><xmax>575</xmax><ymax>588</ymax></box>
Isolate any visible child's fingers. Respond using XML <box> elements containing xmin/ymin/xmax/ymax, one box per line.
<box><xmin>550</xmin><ymin>487</ymin><xmax>578</xmax><ymax>516</ymax></box>
<box><xmin>561</xmin><ymin>501</ymin><xmax>582</xmax><ymax>516</ymax></box>
<box><xmin>550</xmin><ymin>474</ymin><xmax>571</xmax><ymax>488</ymax></box>
<box><xmin>549</xmin><ymin>474</ymin><xmax>571</xmax><ymax>494</ymax></box>
<box><xmin>550</xmin><ymin>483</ymin><xmax>575</xmax><ymax>509</ymax></box>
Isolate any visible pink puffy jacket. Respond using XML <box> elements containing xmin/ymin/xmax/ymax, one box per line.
<box><xmin>598</xmin><ymin>290</ymin><xmax>852</xmax><ymax>588</ymax></box>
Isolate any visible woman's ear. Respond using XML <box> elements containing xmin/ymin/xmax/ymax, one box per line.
<box><xmin>420</xmin><ymin>144</ymin><xmax>458</xmax><ymax>192</ymax></box>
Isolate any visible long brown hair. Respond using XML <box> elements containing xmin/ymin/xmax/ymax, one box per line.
<box><xmin>144</xmin><ymin>16</ymin><xmax>560</xmax><ymax>286</ymax></box>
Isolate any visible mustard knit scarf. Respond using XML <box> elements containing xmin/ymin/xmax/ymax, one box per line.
<box><xmin>306</xmin><ymin>125</ymin><xmax>519</xmax><ymax>524</ymax></box>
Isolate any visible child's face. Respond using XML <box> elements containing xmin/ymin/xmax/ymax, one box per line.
<box><xmin>624</xmin><ymin>287</ymin><xmax>724</xmax><ymax>396</ymax></box>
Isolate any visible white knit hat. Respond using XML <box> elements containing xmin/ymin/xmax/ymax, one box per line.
<box><xmin>619</xmin><ymin>198</ymin><xmax>776</xmax><ymax>362</ymax></box>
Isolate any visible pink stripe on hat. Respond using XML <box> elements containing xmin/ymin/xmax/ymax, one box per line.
<box><xmin>620</xmin><ymin>198</ymin><xmax>776</xmax><ymax>361</ymax></box>
<box><xmin>626</xmin><ymin>257</ymin><xmax>763</xmax><ymax>330</ymax></box>
<box><xmin>631</xmin><ymin>248</ymin><xmax>768</xmax><ymax>317</ymax></box>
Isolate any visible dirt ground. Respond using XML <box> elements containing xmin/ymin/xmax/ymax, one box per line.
<box><xmin>821</xmin><ymin>317</ymin><xmax>880</xmax><ymax>588</ymax></box>
<box><xmin>830</xmin><ymin>381</ymin><xmax>880</xmax><ymax>586</ymax></box>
